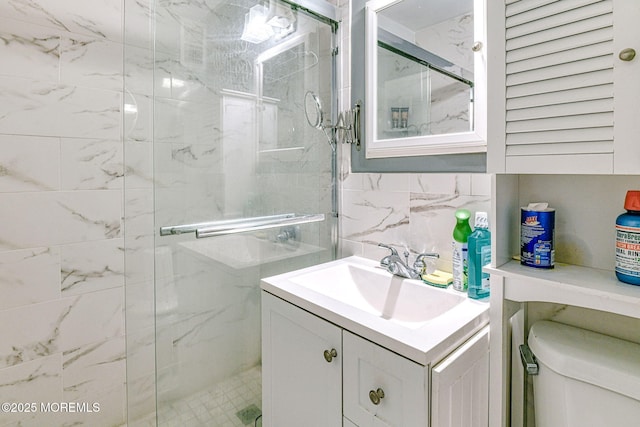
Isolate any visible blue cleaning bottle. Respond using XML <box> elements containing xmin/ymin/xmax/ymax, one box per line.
<box><xmin>616</xmin><ymin>191</ymin><xmax>640</xmax><ymax>285</ymax></box>
<box><xmin>468</xmin><ymin>212</ymin><xmax>491</xmax><ymax>299</ymax></box>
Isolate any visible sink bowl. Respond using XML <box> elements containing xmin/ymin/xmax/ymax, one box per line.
<box><xmin>261</xmin><ymin>255</ymin><xmax>489</xmax><ymax>364</ymax></box>
<box><xmin>289</xmin><ymin>263</ymin><xmax>465</xmax><ymax>328</ymax></box>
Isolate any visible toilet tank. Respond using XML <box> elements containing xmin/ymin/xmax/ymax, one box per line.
<box><xmin>528</xmin><ymin>320</ymin><xmax>640</xmax><ymax>427</ymax></box>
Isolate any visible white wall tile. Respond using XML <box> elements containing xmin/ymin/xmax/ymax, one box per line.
<box><xmin>0</xmin><ymin>299</ymin><xmax>70</xmax><ymax>369</ymax></box>
<box><xmin>62</xmin><ymin>336</ymin><xmax>126</xmax><ymax>426</ymax></box>
<box><xmin>60</xmin><ymin>34</ymin><xmax>123</xmax><ymax>91</ymax></box>
<box><xmin>0</xmin><ymin>191</ymin><xmax>122</xmax><ymax>250</ymax></box>
<box><xmin>0</xmin><ymin>135</ymin><xmax>60</xmax><ymax>192</ymax></box>
<box><xmin>0</xmin><ymin>354</ymin><xmax>63</xmax><ymax>426</ymax></box>
<box><xmin>60</xmin><ymin>239</ymin><xmax>124</xmax><ymax>296</ymax></box>
<box><xmin>60</xmin><ymin>138</ymin><xmax>123</xmax><ymax>190</ymax></box>
<box><xmin>0</xmin><ymin>78</ymin><xmax>121</xmax><ymax>139</ymax></box>
<box><xmin>341</xmin><ymin>189</ymin><xmax>410</xmax><ymax>247</ymax></box>
<box><xmin>0</xmin><ymin>247</ymin><xmax>60</xmax><ymax>310</ymax></box>
<box><xmin>0</xmin><ymin>0</ymin><xmax>124</xmax><ymax>43</ymax></box>
<box><xmin>0</xmin><ymin>19</ymin><xmax>60</xmax><ymax>82</ymax></box>
<box><xmin>362</xmin><ymin>173</ymin><xmax>410</xmax><ymax>192</ymax></box>
<box><xmin>59</xmin><ymin>288</ymin><xmax>124</xmax><ymax>352</ymax></box>
<box><xmin>410</xmin><ymin>174</ymin><xmax>459</xmax><ymax>194</ymax></box>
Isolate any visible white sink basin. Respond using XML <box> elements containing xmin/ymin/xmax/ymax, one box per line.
<box><xmin>261</xmin><ymin>256</ymin><xmax>489</xmax><ymax>364</ymax></box>
<box><xmin>289</xmin><ymin>263</ymin><xmax>465</xmax><ymax>328</ymax></box>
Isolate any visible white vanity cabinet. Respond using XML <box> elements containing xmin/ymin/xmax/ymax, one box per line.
<box><xmin>261</xmin><ymin>291</ymin><xmax>342</xmax><ymax>426</ymax></box>
<box><xmin>487</xmin><ymin>0</ymin><xmax>640</xmax><ymax>174</ymax></box>
<box><xmin>262</xmin><ymin>291</ymin><xmax>490</xmax><ymax>427</ymax></box>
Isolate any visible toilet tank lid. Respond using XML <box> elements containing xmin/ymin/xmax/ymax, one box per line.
<box><xmin>528</xmin><ymin>321</ymin><xmax>640</xmax><ymax>402</ymax></box>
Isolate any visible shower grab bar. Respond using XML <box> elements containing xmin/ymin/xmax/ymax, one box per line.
<box><xmin>196</xmin><ymin>213</ymin><xmax>325</xmax><ymax>239</ymax></box>
<box><xmin>159</xmin><ymin>213</ymin><xmax>325</xmax><ymax>238</ymax></box>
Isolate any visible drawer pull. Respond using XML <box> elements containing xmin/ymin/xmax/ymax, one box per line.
<box><xmin>323</xmin><ymin>348</ymin><xmax>337</xmax><ymax>363</ymax></box>
<box><xmin>369</xmin><ymin>388</ymin><xmax>385</xmax><ymax>405</ymax></box>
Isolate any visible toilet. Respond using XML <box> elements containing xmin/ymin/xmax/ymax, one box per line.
<box><xmin>528</xmin><ymin>320</ymin><xmax>640</xmax><ymax>427</ymax></box>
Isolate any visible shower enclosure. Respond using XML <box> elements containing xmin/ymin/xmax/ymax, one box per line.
<box><xmin>127</xmin><ymin>0</ymin><xmax>338</xmax><ymax>425</ymax></box>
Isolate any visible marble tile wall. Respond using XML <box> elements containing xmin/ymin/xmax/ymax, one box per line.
<box><xmin>0</xmin><ymin>0</ymin><xmax>128</xmax><ymax>426</ymax></box>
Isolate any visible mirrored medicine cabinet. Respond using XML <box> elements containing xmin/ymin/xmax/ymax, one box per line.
<box><xmin>350</xmin><ymin>0</ymin><xmax>487</xmax><ymax>173</ymax></box>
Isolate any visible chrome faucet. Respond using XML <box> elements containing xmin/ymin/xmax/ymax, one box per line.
<box><xmin>378</xmin><ymin>243</ymin><xmax>439</xmax><ymax>280</ymax></box>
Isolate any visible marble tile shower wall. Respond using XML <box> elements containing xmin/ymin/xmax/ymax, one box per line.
<box><xmin>0</xmin><ymin>0</ymin><xmax>133</xmax><ymax>426</ymax></box>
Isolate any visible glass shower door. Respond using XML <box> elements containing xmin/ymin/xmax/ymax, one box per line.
<box><xmin>152</xmin><ymin>1</ymin><xmax>337</xmax><ymax>425</ymax></box>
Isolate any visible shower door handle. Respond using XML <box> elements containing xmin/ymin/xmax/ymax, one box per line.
<box><xmin>159</xmin><ymin>213</ymin><xmax>325</xmax><ymax>238</ymax></box>
<box><xmin>196</xmin><ymin>213</ymin><xmax>325</xmax><ymax>238</ymax></box>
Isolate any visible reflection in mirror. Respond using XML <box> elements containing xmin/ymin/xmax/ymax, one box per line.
<box><xmin>376</xmin><ymin>27</ymin><xmax>473</xmax><ymax>139</ymax></box>
<box><xmin>365</xmin><ymin>0</ymin><xmax>486</xmax><ymax>159</ymax></box>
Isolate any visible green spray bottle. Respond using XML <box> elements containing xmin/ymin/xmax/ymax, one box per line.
<box><xmin>452</xmin><ymin>209</ymin><xmax>472</xmax><ymax>292</ymax></box>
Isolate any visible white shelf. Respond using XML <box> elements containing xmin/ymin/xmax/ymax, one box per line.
<box><xmin>486</xmin><ymin>261</ymin><xmax>640</xmax><ymax>320</ymax></box>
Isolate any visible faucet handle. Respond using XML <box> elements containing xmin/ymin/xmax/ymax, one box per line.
<box><xmin>414</xmin><ymin>252</ymin><xmax>440</xmax><ymax>274</ymax></box>
<box><xmin>415</xmin><ymin>252</ymin><xmax>439</xmax><ymax>262</ymax></box>
<box><xmin>378</xmin><ymin>243</ymin><xmax>399</xmax><ymax>256</ymax></box>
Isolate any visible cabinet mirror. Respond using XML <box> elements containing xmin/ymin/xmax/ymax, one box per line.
<box><xmin>364</xmin><ymin>0</ymin><xmax>486</xmax><ymax>159</ymax></box>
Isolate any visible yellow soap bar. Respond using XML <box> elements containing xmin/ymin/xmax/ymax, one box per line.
<box><xmin>421</xmin><ymin>270</ymin><xmax>453</xmax><ymax>288</ymax></box>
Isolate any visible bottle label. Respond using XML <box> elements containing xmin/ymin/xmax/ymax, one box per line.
<box><xmin>452</xmin><ymin>241</ymin><xmax>468</xmax><ymax>291</ymax></box>
<box><xmin>480</xmin><ymin>245</ymin><xmax>491</xmax><ymax>290</ymax></box>
<box><xmin>616</xmin><ymin>224</ymin><xmax>640</xmax><ymax>277</ymax></box>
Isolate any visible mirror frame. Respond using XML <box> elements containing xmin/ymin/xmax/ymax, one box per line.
<box><xmin>364</xmin><ymin>0</ymin><xmax>487</xmax><ymax>159</ymax></box>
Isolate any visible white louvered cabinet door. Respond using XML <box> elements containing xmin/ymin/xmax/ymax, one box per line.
<box><xmin>499</xmin><ymin>0</ymin><xmax>640</xmax><ymax>174</ymax></box>
<box><xmin>431</xmin><ymin>327</ymin><xmax>489</xmax><ymax>427</ymax></box>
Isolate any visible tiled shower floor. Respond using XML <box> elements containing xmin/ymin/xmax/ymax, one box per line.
<box><xmin>137</xmin><ymin>366</ymin><xmax>262</xmax><ymax>427</ymax></box>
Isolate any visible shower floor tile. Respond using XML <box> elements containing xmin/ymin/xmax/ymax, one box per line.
<box><xmin>157</xmin><ymin>365</ymin><xmax>262</xmax><ymax>427</ymax></box>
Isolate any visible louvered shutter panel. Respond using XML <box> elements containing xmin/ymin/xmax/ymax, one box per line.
<box><xmin>504</xmin><ymin>0</ymin><xmax>615</xmax><ymax>171</ymax></box>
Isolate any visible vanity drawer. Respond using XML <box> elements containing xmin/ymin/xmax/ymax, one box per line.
<box><xmin>343</xmin><ymin>331</ymin><xmax>428</xmax><ymax>427</ymax></box>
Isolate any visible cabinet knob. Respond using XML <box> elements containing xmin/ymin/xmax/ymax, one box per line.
<box><xmin>471</xmin><ymin>41</ymin><xmax>483</xmax><ymax>52</ymax></box>
<box><xmin>323</xmin><ymin>348</ymin><xmax>337</xmax><ymax>363</ymax></box>
<box><xmin>619</xmin><ymin>48</ymin><xmax>636</xmax><ymax>61</ymax></box>
<box><xmin>369</xmin><ymin>388</ymin><xmax>385</xmax><ymax>405</ymax></box>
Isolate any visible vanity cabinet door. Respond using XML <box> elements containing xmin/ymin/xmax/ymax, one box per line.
<box><xmin>431</xmin><ymin>326</ymin><xmax>489</xmax><ymax>427</ymax></box>
<box><xmin>343</xmin><ymin>331</ymin><xmax>428</xmax><ymax>427</ymax></box>
<box><xmin>261</xmin><ymin>292</ymin><xmax>342</xmax><ymax>427</ymax></box>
